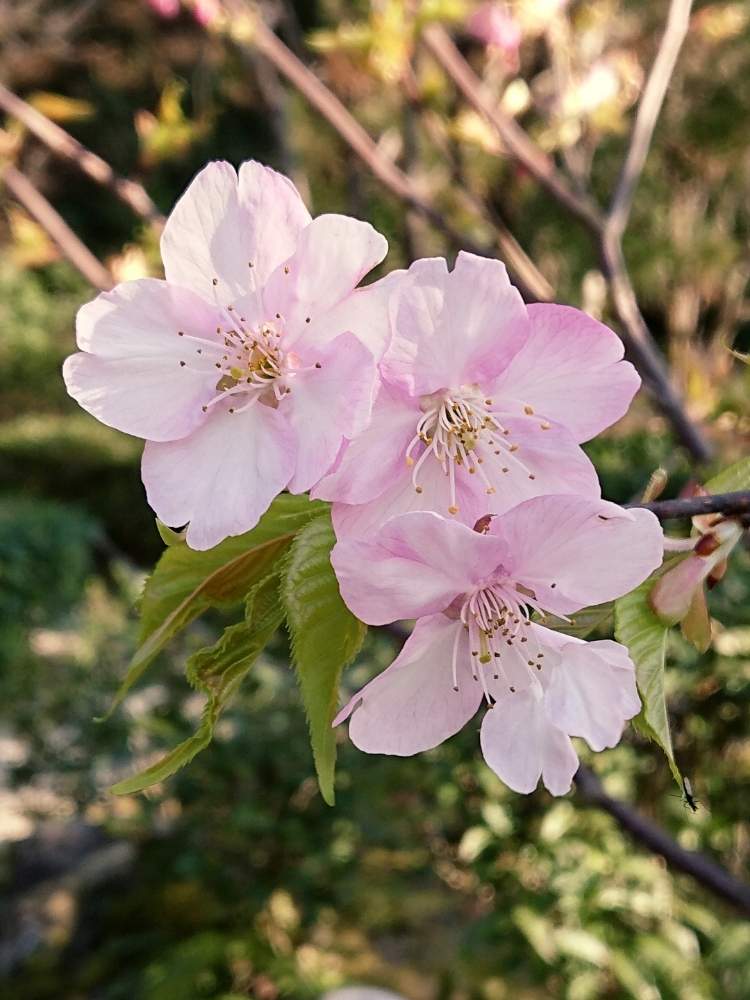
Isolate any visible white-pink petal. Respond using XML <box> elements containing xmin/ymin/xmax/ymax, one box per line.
<box><xmin>540</xmin><ymin>630</ymin><xmax>640</xmax><ymax>752</ymax></box>
<box><xmin>263</xmin><ymin>214</ymin><xmax>388</xmax><ymax>336</ymax></box>
<box><xmin>493</xmin><ymin>495</ymin><xmax>664</xmax><ymax>614</ymax></box>
<box><xmin>142</xmin><ymin>401</ymin><xmax>295</xmax><ymax>550</ymax></box>
<box><xmin>490</xmin><ymin>304</ymin><xmax>640</xmax><ymax>442</ymax></box>
<box><xmin>331</xmin><ymin>510</ymin><xmax>507</xmax><ymax>625</ymax></box>
<box><xmin>65</xmin><ymin>278</ymin><xmax>224</xmax><ymax>441</ymax></box>
<box><xmin>313</xmin><ymin>383</ymin><xmax>418</xmax><ymax>505</ymax></box>
<box><xmin>480</xmin><ymin>687</ymin><xmax>578</xmax><ymax>795</ymax></box>
<box><xmin>335</xmin><ymin>614</ymin><xmax>482</xmax><ymax>755</ymax></box>
<box><xmin>389</xmin><ymin>252</ymin><xmax>529</xmax><ymax>395</ymax></box>
<box><xmin>283</xmin><ymin>332</ymin><xmax>376</xmax><ymax>494</ymax></box>
<box><xmin>161</xmin><ymin>160</ymin><xmax>310</xmax><ymax>303</ymax></box>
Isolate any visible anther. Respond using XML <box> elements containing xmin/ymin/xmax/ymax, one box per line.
<box><xmin>305</xmin><ymin>317</ymin><xmax>311</xmax><ymax>324</ymax></box>
<box><xmin>524</xmin><ymin>404</ymin><xmax>534</xmax><ymax>415</ymax></box>
<box><xmin>541</xmin><ymin>421</ymin><xmax>551</xmax><ymax>430</ymax></box>
<box><xmin>179</xmin><ymin>361</ymin><xmax>186</xmax><ymax>367</ymax></box>
<box><xmin>448</xmin><ymin>505</ymin><xmax>459</xmax><ymax>514</ymax></box>
<box><xmin>314</xmin><ymin>362</ymin><xmax>322</xmax><ymax>369</ymax></box>
<box><xmin>415</xmin><ymin>486</ymin><xmax>424</xmax><ymax>494</ymax></box>
<box><xmin>178</xmin><ymin>330</ymin><xmax>184</xmax><ymax>336</ymax></box>
<box><xmin>528</xmin><ymin>474</ymin><xmax>536</xmax><ymax>480</ymax></box>
<box><xmin>284</xmin><ymin>265</ymin><xmax>290</xmax><ymax>274</ymax></box>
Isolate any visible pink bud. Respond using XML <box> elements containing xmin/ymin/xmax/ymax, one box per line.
<box><xmin>651</xmin><ymin>520</ymin><xmax>743</xmax><ymax>626</ymax></box>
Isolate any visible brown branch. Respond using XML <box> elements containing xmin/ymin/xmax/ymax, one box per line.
<box><xmin>421</xmin><ymin>24</ymin><xmax>603</xmax><ymax>235</ymax></box>
<box><xmin>0</xmin><ymin>82</ymin><xmax>164</xmax><ymax>228</ymax></box>
<box><xmin>574</xmin><ymin>764</ymin><xmax>750</xmax><ymax>918</ymax></box>
<box><xmin>1</xmin><ymin>162</ymin><xmax>113</xmax><ymax>291</ymax></box>
<box><xmin>630</xmin><ymin>490</ymin><xmax>750</xmax><ymax>520</ymax></box>
<box><xmin>421</xmin><ymin>20</ymin><xmax>712</xmax><ymax>464</ymax></box>
<box><xmin>607</xmin><ymin>0</ymin><xmax>693</xmax><ymax>239</ymax></box>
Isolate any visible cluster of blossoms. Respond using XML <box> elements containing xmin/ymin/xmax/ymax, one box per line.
<box><xmin>64</xmin><ymin>160</ymin><xmax>663</xmax><ymax>796</ymax></box>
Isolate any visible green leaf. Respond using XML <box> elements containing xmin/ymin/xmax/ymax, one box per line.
<box><xmin>104</xmin><ymin>495</ymin><xmax>326</xmax><ymax>717</ymax></box>
<box><xmin>155</xmin><ymin>519</ymin><xmax>185</xmax><ymax>547</ymax></box>
<box><xmin>283</xmin><ymin>513</ymin><xmax>366</xmax><ymax>805</ymax></box>
<box><xmin>539</xmin><ymin>601</ymin><xmax>614</xmax><ymax>640</ymax></box>
<box><xmin>615</xmin><ymin>578</ymin><xmax>682</xmax><ymax>787</ymax></box>
<box><xmin>704</xmin><ymin>456</ymin><xmax>750</xmax><ymax>494</ymax></box>
<box><xmin>111</xmin><ymin>574</ymin><xmax>283</xmax><ymax>795</ymax></box>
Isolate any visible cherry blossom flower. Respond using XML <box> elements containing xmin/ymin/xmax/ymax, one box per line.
<box><xmin>64</xmin><ymin>161</ymin><xmax>389</xmax><ymax>550</ymax></box>
<box><xmin>316</xmin><ymin>254</ymin><xmax>640</xmax><ymax>539</ymax></box>
<box><xmin>469</xmin><ymin>2</ymin><xmax>522</xmax><ymax>65</ymax></box>
<box><xmin>331</xmin><ymin>497</ymin><xmax>663</xmax><ymax>795</ymax></box>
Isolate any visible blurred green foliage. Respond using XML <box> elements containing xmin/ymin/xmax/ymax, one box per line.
<box><xmin>1</xmin><ymin>0</ymin><xmax>749</xmax><ymax>997</ymax></box>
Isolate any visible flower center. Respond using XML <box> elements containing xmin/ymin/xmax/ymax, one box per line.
<box><xmin>180</xmin><ymin>309</ymin><xmax>321</xmax><ymax>416</ymax></box>
<box><xmin>451</xmin><ymin>580</ymin><xmax>550</xmax><ymax>704</ymax></box>
<box><xmin>405</xmin><ymin>386</ymin><xmax>539</xmax><ymax>514</ymax></box>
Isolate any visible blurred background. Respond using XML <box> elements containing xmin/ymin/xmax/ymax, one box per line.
<box><xmin>1</xmin><ymin>1</ymin><xmax>749</xmax><ymax>997</ymax></box>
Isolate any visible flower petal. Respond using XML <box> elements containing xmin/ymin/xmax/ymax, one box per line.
<box><xmin>335</xmin><ymin>614</ymin><xmax>482</xmax><ymax>755</ymax></box>
<box><xmin>297</xmin><ymin>270</ymin><xmax>404</xmax><ymax>361</ymax></box>
<box><xmin>387</xmin><ymin>252</ymin><xmax>529</xmax><ymax>395</ymax></box>
<box><xmin>381</xmin><ymin>257</ymin><xmax>448</xmax><ymax>394</ymax></box>
<box><xmin>313</xmin><ymin>382</ymin><xmax>418</xmax><ymax>505</ymax></box>
<box><xmin>490</xmin><ymin>304</ymin><xmax>640</xmax><ymax>441</ymax></box>
<box><xmin>64</xmin><ymin>278</ymin><xmax>224</xmax><ymax>441</ymax></box>
<box><xmin>331</xmin><ymin>510</ymin><xmax>508</xmax><ymax>625</ymax></box>
<box><xmin>480</xmin><ymin>687</ymin><xmax>578</xmax><ymax>795</ymax></box>
<box><xmin>492</xmin><ymin>495</ymin><xmax>664</xmax><ymax>614</ymax></box>
<box><xmin>468</xmin><ymin>414</ymin><xmax>601</xmax><ymax>515</ymax></box>
<box><xmin>539</xmin><ymin>629</ymin><xmax>640</xmax><ymax>752</ymax></box>
<box><xmin>237</xmin><ymin>160</ymin><xmax>312</xmax><ymax>283</ymax></box>
<box><xmin>330</xmin><ymin>451</ymin><xmax>487</xmax><ymax>540</ymax></box>
<box><xmin>263</xmin><ymin>214</ymin><xmax>388</xmax><ymax>336</ymax></box>
<box><xmin>142</xmin><ymin>401</ymin><xmax>295</xmax><ymax>550</ymax></box>
<box><xmin>161</xmin><ymin>161</ymin><xmax>310</xmax><ymax>302</ymax></box>
<box><xmin>283</xmin><ymin>332</ymin><xmax>377</xmax><ymax>493</ymax></box>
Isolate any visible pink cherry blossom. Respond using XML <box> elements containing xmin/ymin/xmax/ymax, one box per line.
<box><xmin>147</xmin><ymin>0</ymin><xmax>180</xmax><ymax>18</ymax></box>
<box><xmin>315</xmin><ymin>254</ymin><xmax>640</xmax><ymax>539</ymax></box>
<box><xmin>64</xmin><ymin>161</ymin><xmax>389</xmax><ymax>550</ymax></box>
<box><xmin>469</xmin><ymin>3</ymin><xmax>522</xmax><ymax>59</ymax></box>
<box><xmin>331</xmin><ymin>497</ymin><xmax>663</xmax><ymax>795</ymax></box>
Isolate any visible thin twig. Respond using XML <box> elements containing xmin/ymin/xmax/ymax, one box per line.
<box><xmin>1</xmin><ymin>162</ymin><xmax>113</xmax><ymax>291</ymax></box>
<box><xmin>0</xmin><ymin>82</ymin><xmax>164</xmax><ymax>228</ymax></box>
<box><xmin>630</xmin><ymin>490</ymin><xmax>750</xmax><ymax>520</ymax></box>
<box><xmin>574</xmin><ymin>764</ymin><xmax>750</xmax><ymax>917</ymax></box>
<box><xmin>421</xmin><ymin>24</ymin><xmax>603</xmax><ymax>235</ymax></box>
<box><xmin>607</xmin><ymin>0</ymin><xmax>693</xmax><ymax>239</ymax></box>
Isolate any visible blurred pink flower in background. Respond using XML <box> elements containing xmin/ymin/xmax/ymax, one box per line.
<box><xmin>191</xmin><ymin>0</ymin><xmax>221</xmax><ymax>27</ymax></box>
<box><xmin>469</xmin><ymin>2</ymin><xmax>522</xmax><ymax>68</ymax></box>
<box><xmin>147</xmin><ymin>0</ymin><xmax>180</xmax><ymax>19</ymax></box>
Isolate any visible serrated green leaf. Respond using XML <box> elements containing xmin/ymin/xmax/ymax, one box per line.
<box><xmin>538</xmin><ymin>601</ymin><xmax>614</xmax><ymax>640</ymax></box>
<box><xmin>112</xmin><ymin>574</ymin><xmax>283</xmax><ymax>795</ymax></box>
<box><xmin>704</xmin><ymin>456</ymin><xmax>750</xmax><ymax>494</ymax></box>
<box><xmin>615</xmin><ymin>579</ymin><xmax>682</xmax><ymax>787</ymax></box>
<box><xmin>104</xmin><ymin>496</ymin><xmax>326</xmax><ymax>718</ymax></box>
<box><xmin>283</xmin><ymin>513</ymin><xmax>366</xmax><ymax>805</ymax></box>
